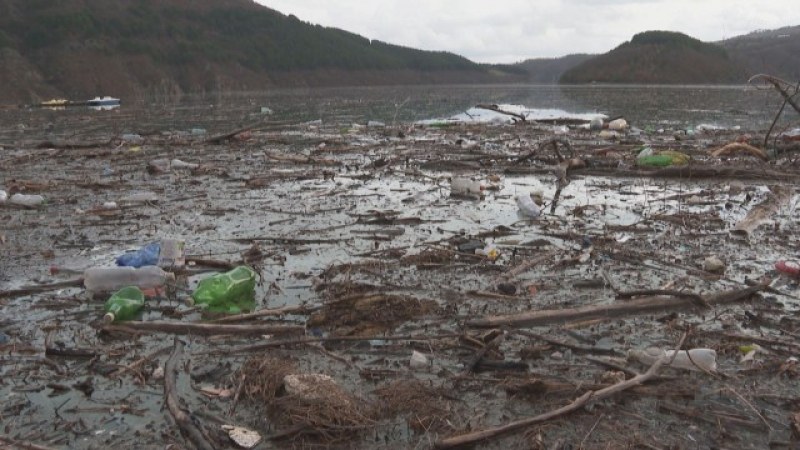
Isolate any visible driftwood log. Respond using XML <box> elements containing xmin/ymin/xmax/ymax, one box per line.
<box><xmin>467</xmin><ymin>284</ymin><xmax>766</xmax><ymax>328</ymax></box>
<box><xmin>164</xmin><ymin>338</ymin><xmax>215</xmax><ymax>450</ymax></box>
<box><xmin>732</xmin><ymin>185</ymin><xmax>794</xmax><ymax>236</ymax></box>
<box><xmin>709</xmin><ymin>142</ymin><xmax>769</xmax><ymax>161</ymax></box>
<box><xmin>101</xmin><ymin>320</ymin><xmax>304</xmax><ymax>336</ymax></box>
<box><xmin>505</xmin><ymin>165</ymin><xmax>798</xmax><ymax>181</ymax></box>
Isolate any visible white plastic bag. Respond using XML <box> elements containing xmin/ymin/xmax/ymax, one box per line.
<box><xmin>516</xmin><ymin>194</ymin><xmax>541</xmax><ymax>218</ymax></box>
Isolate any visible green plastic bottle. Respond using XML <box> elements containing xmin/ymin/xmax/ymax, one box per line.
<box><xmin>103</xmin><ymin>286</ymin><xmax>145</xmax><ymax>323</ymax></box>
<box><xmin>189</xmin><ymin>266</ymin><xmax>257</xmax><ymax>314</ymax></box>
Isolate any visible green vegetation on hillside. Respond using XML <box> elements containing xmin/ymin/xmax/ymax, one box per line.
<box><xmin>720</xmin><ymin>26</ymin><xmax>800</xmax><ymax>82</ymax></box>
<box><xmin>0</xmin><ymin>0</ymin><xmax>480</xmax><ymax>72</ymax></box>
<box><xmin>560</xmin><ymin>31</ymin><xmax>745</xmax><ymax>84</ymax></box>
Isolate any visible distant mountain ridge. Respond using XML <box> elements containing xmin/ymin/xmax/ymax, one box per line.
<box><xmin>0</xmin><ymin>0</ymin><xmax>523</xmax><ymax>103</ymax></box>
<box><xmin>719</xmin><ymin>25</ymin><xmax>800</xmax><ymax>82</ymax></box>
<box><xmin>0</xmin><ymin>0</ymin><xmax>797</xmax><ymax>102</ymax></box>
<box><xmin>559</xmin><ymin>31</ymin><xmax>746</xmax><ymax>84</ymax></box>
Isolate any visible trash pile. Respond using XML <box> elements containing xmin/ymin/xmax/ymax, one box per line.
<box><xmin>1</xmin><ymin>97</ymin><xmax>800</xmax><ymax>449</ymax></box>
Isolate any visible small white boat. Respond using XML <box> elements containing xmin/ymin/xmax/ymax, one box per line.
<box><xmin>86</xmin><ymin>96</ymin><xmax>121</xmax><ymax>106</ymax></box>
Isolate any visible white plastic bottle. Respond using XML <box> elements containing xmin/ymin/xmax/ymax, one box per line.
<box><xmin>630</xmin><ymin>347</ymin><xmax>717</xmax><ymax>372</ymax></box>
<box><xmin>0</xmin><ymin>190</ymin><xmax>7</xmax><ymax>203</ymax></box>
<box><xmin>83</xmin><ymin>266</ymin><xmax>174</xmax><ymax>293</ymax></box>
<box><xmin>10</xmin><ymin>193</ymin><xmax>45</xmax><ymax>207</ymax></box>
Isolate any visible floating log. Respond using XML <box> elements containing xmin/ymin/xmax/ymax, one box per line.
<box><xmin>102</xmin><ymin>320</ymin><xmax>304</xmax><ymax>336</ymax></box>
<box><xmin>467</xmin><ymin>284</ymin><xmax>766</xmax><ymax>329</ymax></box>
<box><xmin>732</xmin><ymin>185</ymin><xmax>793</xmax><ymax>236</ymax></box>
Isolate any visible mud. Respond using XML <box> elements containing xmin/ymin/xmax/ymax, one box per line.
<box><xmin>1</xmin><ymin>94</ymin><xmax>800</xmax><ymax>449</ymax></box>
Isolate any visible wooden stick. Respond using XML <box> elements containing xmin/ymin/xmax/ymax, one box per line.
<box><xmin>101</xmin><ymin>320</ymin><xmax>304</xmax><ymax>336</ymax></box>
<box><xmin>0</xmin><ymin>278</ymin><xmax>83</xmax><ymax>299</ymax></box>
<box><xmin>463</xmin><ymin>332</ymin><xmax>505</xmax><ymax>374</ymax></box>
<box><xmin>204</xmin><ymin>120</ymin><xmax>263</xmax><ymax>144</ymax></box>
<box><xmin>616</xmin><ymin>289</ymin><xmax>709</xmax><ymax>309</ymax></box>
<box><xmin>749</xmin><ymin>74</ymin><xmax>800</xmax><ymax>115</ymax></box>
<box><xmin>435</xmin><ymin>357</ymin><xmax>666</xmax><ymax>448</ymax></box>
<box><xmin>164</xmin><ymin>338</ymin><xmax>215</xmax><ymax>450</ymax></box>
<box><xmin>185</xmin><ymin>257</ymin><xmax>239</xmax><ymax>271</ymax></box>
<box><xmin>200</xmin><ymin>332</ymin><xmax>461</xmax><ymax>355</ymax></box>
<box><xmin>211</xmin><ymin>304</ymin><xmax>319</xmax><ymax>323</ymax></box>
<box><xmin>0</xmin><ymin>435</ymin><xmax>58</xmax><ymax>450</ymax></box>
<box><xmin>515</xmin><ymin>330</ymin><xmax>623</xmax><ymax>356</ymax></box>
<box><xmin>505</xmin><ymin>165</ymin><xmax>798</xmax><ymax>181</ymax></box>
<box><xmin>109</xmin><ymin>345</ymin><xmax>172</xmax><ymax>379</ymax></box>
<box><xmin>467</xmin><ymin>284</ymin><xmax>765</xmax><ymax>328</ymax></box>
<box><xmin>475</xmin><ymin>104</ymin><xmax>526</xmax><ymax>122</ymax></box>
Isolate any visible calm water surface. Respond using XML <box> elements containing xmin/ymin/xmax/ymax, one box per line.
<box><xmin>199</xmin><ymin>84</ymin><xmax>789</xmax><ymax>130</ymax></box>
<box><xmin>0</xmin><ymin>84</ymin><xmax>792</xmax><ymax>143</ymax></box>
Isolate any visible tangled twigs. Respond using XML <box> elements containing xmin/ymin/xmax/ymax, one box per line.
<box><xmin>514</xmin><ymin>138</ymin><xmax>574</xmax><ymax>164</ymax></box>
<box><xmin>749</xmin><ymin>74</ymin><xmax>800</xmax><ymax>147</ymax></box>
<box><xmin>164</xmin><ymin>338</ymin><xmax>215</xmax><ymax>450</ymax></box>
<box><xmin>749</xmin><ymin>74</ymin><xmax>800</xmax><ymax>115</ymax></box>
<box><xmin>435</xmin><ymin>357</ymin><xmax>667</xmax><ymax>448</ymax></box>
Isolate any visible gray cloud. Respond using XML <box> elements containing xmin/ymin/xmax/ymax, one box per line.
<box><xmin>257</xmin><ymin>0</ymin><xmax>800</xmax><ymax>63</ymax></box>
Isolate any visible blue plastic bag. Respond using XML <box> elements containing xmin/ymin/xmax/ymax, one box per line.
<box><xmin>116</xmin><ymin>242</ymin><xmax>160</xmax><ymax>268</ymax></box>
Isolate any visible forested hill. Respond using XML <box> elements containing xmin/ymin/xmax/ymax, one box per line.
<box><xmin>0</xmin><ymin>0</ymin><xmax>524</xmax><ymax>103</ymax></box>
<box><xmin>559</xmin><ymin>31</ymin><xmax>746</xmax><ymax>84</ymax></box>
<box><xmin>719</xmin><ymin>25</ymin><xmax>800</xmax><ymax>82</ymax></box>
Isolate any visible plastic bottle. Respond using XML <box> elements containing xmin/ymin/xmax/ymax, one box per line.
<box><xmin>607</xmin><ymin>118</ymin><xmax>628</xmax><ymax>131</ymax></box>
<box><xmin>776</xmin><ymin>260</ymin><xmax>800</xmax><ymax>277</ymax></box>
<box><xmin>188</xmin><ymin>266</ymin><xmax>257</xmax><ymax>314</ymax></box>
<box><xmin>157</xmin><ymin>239</ymin><xmax>185</xmax><ymax>268</ymax></box>
<box><xmin>516</xmin><ymin>193</ymin><xmax>541</xmax><ymax>218</ymax></box>
<box><xmin>10</xmin><ymin>193</ymin><xmax>45</xmax><ymax>207</ymax></box>
<box><xmin>636</xmin><ymin>155</ymin><xmax>674</xmax><ymax>167</ymax></box>
<box><xmin>630</xmin><ymin>347</ymin><xmax>717</xmax><ymax>372</ymax></box>
<box><xmin>116</xmin><ymin>242</ymin><xmax>160</xmax><ymax>268</ymax></box>
<box><xmin>84</xmin><ymin>266</ymin><xmax>174</xmax><ymax>293</ymax></box>
<box><xmin>121</xmin><ymin>133</ymin><xmax>144</xmax><ymax>144</ymax></box>
<box><xmin>0</xmin><ymin>190</ymin><xmax>7</xmax><ymax>203</ymax></box>
<box><xmin>475</xmin><ymin>243</ymin><xmax>499</xmax><ymax>261</ymax></box>
<box><xmin>410</xmin><ymin>350</ymin><xmax>429</xmax><ymax>369</ymax></box>
<box><xmin>103</xmin><ymin>286</ymin><xmax>145</xmax><ymax>323</ymax></box>
<box><xmin>170</xmin><ymin>159</ymin><xmax>199</xmax><ymax>170</ymax></box>
<box><xmin>450</xmin><ymin>177</ymin><xmax>484</xmax><ymax>196</ymax></box>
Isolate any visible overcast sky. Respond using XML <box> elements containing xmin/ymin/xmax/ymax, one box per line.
<box><xmin>255</xmin><ymin>0</ymin><xmax>800</xmax><ymax>63</ymax></box>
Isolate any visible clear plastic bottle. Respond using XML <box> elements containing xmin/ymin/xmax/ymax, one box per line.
<box><xmin>84</xmin><ymin>266</ymin><xmax>174</xmax><ymax>293</ymax></box>
<box><xmin>188</xmin><ymin>266</ymin><xmax>256</xmax><ymax>314</ymax></box>
<box><xmin>450</xmin><ymin>177</ymin><xmax>484</xmax><ymax>196</ymax></box>
<box><xmin>103</xmin><ymin>286</ymin><xmax>145</xmax><ymax>323</ymax></box>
